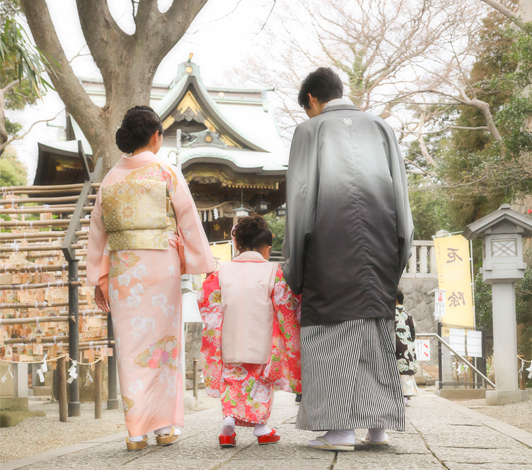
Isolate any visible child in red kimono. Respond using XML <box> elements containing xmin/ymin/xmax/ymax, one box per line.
<box><xmin>198</xmin><ymin>214</ymin><xmax>301</xmax><ymax>448</ymax></box>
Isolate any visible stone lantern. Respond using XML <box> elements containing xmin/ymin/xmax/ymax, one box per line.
<box><xmin>463</xmin><ymin>204</ymin><xmax>532</xmax><ymax>405</ymax></box>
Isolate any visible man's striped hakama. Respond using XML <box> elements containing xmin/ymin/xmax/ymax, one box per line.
<box><xmin>296</xmin><ymin>318</ymin><xmax>405</xmax><ymax>432</ymax></box>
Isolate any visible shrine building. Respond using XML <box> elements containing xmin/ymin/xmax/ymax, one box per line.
<box><xmin>33</xmin><ymin>56</ymin><xmax>288</xmax><ymax>242</ymax></box>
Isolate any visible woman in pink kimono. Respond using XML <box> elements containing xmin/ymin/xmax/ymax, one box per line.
<box><xmin>198</xmin><ymin>214</ymin><xmax>301</xmax><ymax>448</ymax></box>
<box><xmin>87</xmin><ymin>106</ymin><xmax>214</xmax><ymax>451</ymax></box>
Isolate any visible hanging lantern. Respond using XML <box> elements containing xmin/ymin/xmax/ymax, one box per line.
<box><xmin>234</xmin><ymin>188</ymin><xmax>250</xmax><ymax>218</ymax></box>
<box><xmin>234</xmin><ymin>206</ymin><xmax>251</xmax><ymax>218</ymax></box>
<box><xmin>256</xmin><ymin>199</ymin><xmax>270</xmax><ymax>211</ymax></box>
<box><xmin>276</xmin><ymin>205</ymin><xmax>286</xmax><ymax>217</ymax></box>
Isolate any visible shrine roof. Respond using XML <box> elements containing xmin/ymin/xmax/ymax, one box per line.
<box><xmin>158</xmin><ymin>146</ymin><xmax>287</xmax><ymax>175</ymax></box>
<box><xmin>154</xmin><ymin>60</ymin><xmax>283</xmax><ymax>154</ymax></box>
<box><xmin>34</xmin><ymin>59</ymin><xmax>287</xmax><ymax>184</ymax></box>
<box><xmin>464</xmin><ymin>204</ymin><xmax>532</xmax><ymax>239</ymax></box>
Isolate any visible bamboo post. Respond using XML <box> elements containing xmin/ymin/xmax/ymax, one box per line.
<box><xmin>58</xmin><ymin>356</ymin><xmax>68</xmax><ymax>423</ymax></box>
<box><xmin>193</xmin><ymin>358</ymin><xmax>198</xmax><ymax>400</ymax></box>
<box><xmin>95</xmin><ymin>360</ymin><xmax>102</xmax><ymax>419</ymax></box>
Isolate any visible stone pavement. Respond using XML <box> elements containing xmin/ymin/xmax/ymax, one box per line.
<box><xmin>5</xmin><ymin>391</ymin><xmax>532</xmax><ymax>470</ymax></box>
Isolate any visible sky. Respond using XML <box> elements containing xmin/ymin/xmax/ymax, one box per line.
<box><xmin>7</xmin><ymin>0</ymin><xmax>279</xmax><ymax>183</ymax></box>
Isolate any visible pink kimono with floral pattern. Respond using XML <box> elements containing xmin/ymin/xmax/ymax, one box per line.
<box><xmin>87</xmin><ymin>151</ymin><xmax>214</xmax><ymax>437</ymax></box>
<box><xmin>198</xmin><ymin>268</ymin><xmax>301</xmax><ymax>427</ymax></box>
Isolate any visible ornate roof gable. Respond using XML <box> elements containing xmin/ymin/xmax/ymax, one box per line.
<box><xmin>156</xmin><ymin>59</ymin><xmax>267</xmax><ymax>153</ymax></box>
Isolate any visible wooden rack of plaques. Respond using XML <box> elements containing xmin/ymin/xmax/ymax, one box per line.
<box><xmin>0</xmin><ymin>141</ymin><xmax>118</xmax><ymax>416</ymax></box>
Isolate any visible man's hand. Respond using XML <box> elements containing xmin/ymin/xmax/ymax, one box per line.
<box><xmin>95</xmin><ymin>285</ymin><xmax>110</xmax><ymax>313</ymax></box>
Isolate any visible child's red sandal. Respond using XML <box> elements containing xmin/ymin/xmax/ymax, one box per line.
<box><xmin>257</xmin><ymin>430</ymin><xmax>281</xmax><ymax>445</ymax></box>
<box><xmin>219</xmin><ymin>433</ymin><xmax>236</xmax><ymax>448</ymax></box>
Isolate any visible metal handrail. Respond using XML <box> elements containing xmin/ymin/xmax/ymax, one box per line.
<box><xmin>60</xmin><ymin>141</ymin><xmax>103</xmax><ymax>417</ymax></box>
<box><xmin>417</xmin><ymin>332</ymin><xmax>495</xmax><ymax>388</ymax></box>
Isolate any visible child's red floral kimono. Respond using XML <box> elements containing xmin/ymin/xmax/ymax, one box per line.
<box><xmin>198</xmin><ymin>265</ymin><xmax>301</xmax><ymax>427</ymax></box>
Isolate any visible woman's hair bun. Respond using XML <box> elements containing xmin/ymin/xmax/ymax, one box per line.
<box><xmin>115</xmin><ymin>105</ymin><xmax>164</xmax><ymax>154</ymax></box>
<box><xmin>232</xmin><ymin>213</ymin><xmax>272</xmax><ymax>252</ymax></box>
<box><xmin>115</xmin><ymin>127</ymin><xmax>136</xmax><ymax>154</ymax></box>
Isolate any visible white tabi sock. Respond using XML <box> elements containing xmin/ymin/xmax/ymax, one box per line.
<box><xmin>254</xmin><ymin>424</ymin><xmax>277</xmax><ymax>437</ymax></box>
<box><xmin>222</xmin><ymin>417</ymin><xmax>236</xmax><ymax>436</ymax></box>
<box><xmin>307</xmin><ymin>429</ymin><xmax>355</xmax><ymax>447</ymax></box>
<box><xmin>323</xmin><ymin>430</ymin><xmax>356</xmax><ymax>445</ymax></box>
<box><xmin>128</xmin><ymin>434</ymin><xmax>147</xmax><ymax>442</ymax></box>
<box><xmin>368</xmin><ymin>428</ymin><xmax>388</xmax><ymax>443</ymax></box>
<box><xmin>154</xmin><ymin>425</ymin><xmax>180</xmax><ymax>436</ymax></box>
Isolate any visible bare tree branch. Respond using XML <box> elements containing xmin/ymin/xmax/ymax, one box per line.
<box><xmin>256</xmin><ymin>0</ymin><xmax>277</xmax><ymax>36</ymax></box>
<box><xmin>403</xmin><ymin>156</ymin><xmax>436</xmax><ymax>176</ymax></box>
<box><xmin>1</xmin><ymin>79</ymin><xmax>21</xmax><ymax>95</ymax></box>
<box><xmin>416</xmin><ymin>107</ymin><xmax>436</xmax><ymax>165</ymax></box>
<box><xmin>20</xmin><ymin>0</ymin><xmax>101</xmax><ymax>129</ymax></box>
<box><xmin>0</xmin><ymin>108</ymin><xmax>64</xmax><ymax>153</ymax></box>
<box><xmin>480</xmin><ymin>0</ymin><xmax>526</xmax><ymax>30</ymax></box>
<box><xmin>160</xmin><ymin>0</ymin><xmax>210</xmax><ymax>54</ymax></box>
<box><xmin>75</xmin><ymin>0</ymin><xmax>131</xmax><ymax>92</ymax></box>
<box><xmin>422</xmin><ymin>125</ymin><xmax>490</xmax><ymax>134</ymax></box>
<box><xmin>68</xmin><ymin>44</ymin><xmax>90</xmax><ymax>64</ymax></box>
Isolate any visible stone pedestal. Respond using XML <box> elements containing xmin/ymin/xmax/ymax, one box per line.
<box><xmin>0</xmin><ymin>397</ymin><xmax>45</xmax><ymax>428</ymax></box>
<box><xmin>0</xmin><ymin>362</ymin><xmax>14</xmax><ymax>397</ymax></box>
<box><xmin>13</xmin><ymin>363</ymin><xmax>28</xmax><ymax>398</ymax></box>
<box><xmin>486</xmin><ymin>390</ymin><xmax>530</xmax><ymax>405</ymax></box>
<box><xmin>441</xmin><ymin>335</ymin><xmax>455</xmax><ymax>385</ymax></box>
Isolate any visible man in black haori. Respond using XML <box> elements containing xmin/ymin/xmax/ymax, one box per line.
<box><xmin>283</xmin><ymin>68</ymin><xmax>414</xmax><ymax>451</ymax></box>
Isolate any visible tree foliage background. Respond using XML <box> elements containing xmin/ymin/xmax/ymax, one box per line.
<box><xmin>1</xmin><ymin>0</ymin><xmax>53</xmax><ymax>156</ymax></box>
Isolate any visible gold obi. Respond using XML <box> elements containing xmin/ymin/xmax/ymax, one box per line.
<box><xmin>101</xmin><ymin>179</ymin><xmax>176</xmax><ymax>251</ymax></box>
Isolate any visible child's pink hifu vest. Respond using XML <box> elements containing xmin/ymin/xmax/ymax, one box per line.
<box><xmin>218</xmin><ymin>251</ymin><xmax>278</xmax><ymax>364</ymax></box>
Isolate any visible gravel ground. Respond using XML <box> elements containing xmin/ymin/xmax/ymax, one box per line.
<box><xmin>453</xmin><ymin>397</ymin><xmax>532</xmax><ymax>434</ymax></box>
<box><xmin>0</xmin><ymin>390</ymin><xmax>219</xmax><ymax>464</ymax></box>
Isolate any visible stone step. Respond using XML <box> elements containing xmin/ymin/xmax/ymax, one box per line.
<box><xmin>0</xmin><ymin>409</ymin><xmax>46</xmax><ymax>427</ymax></box>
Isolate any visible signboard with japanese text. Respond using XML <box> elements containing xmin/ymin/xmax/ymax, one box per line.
<box><xmin>434</xmin><ymin>235</ymin><xmax>475</xmax><ymax>328</ymax></box>
<box><xmin>415</xmin><ymin>339</ymin><xmax>431</xmax><ymax>361</ymax></box>
<box><xmin>434</xmin><ymin>290</ymin><xmax>446</xmax><ymax>321</ymax></box>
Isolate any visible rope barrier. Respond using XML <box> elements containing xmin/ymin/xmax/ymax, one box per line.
<box><xmin>0</xmin><ymin>354</ymin><xmax>104</xmax><ymax>365</ymax></box>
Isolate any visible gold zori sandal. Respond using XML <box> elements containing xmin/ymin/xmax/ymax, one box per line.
<box><xmin>156</xmin><ymin>427</ymin><xmax>179</xmax><ymax>446</ymax></box>
<box><xmin>126</xmin><ymin>435</ymin><xmax>148</xmax><ymax>451</ymax></box>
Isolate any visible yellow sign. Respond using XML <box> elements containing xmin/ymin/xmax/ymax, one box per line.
<box><xmin>434</xmin><ymin>235</ymin><xmax>475</xmax><ymax>328</ymax></box>
<box><xmin>201</xmin><ymin>242</ymin><xmax>232</xmax><ymax>281</ymax></box>
<box><xmin>210</xmin><ymin>242</ymin><xmax>233</xmax><ymax>270</ymax></box>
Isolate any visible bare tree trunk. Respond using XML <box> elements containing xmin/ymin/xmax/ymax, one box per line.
<box><xmin>21</xmin><ymin>0</ymin><xmax>208</xmax><ymax>174</ymax></box>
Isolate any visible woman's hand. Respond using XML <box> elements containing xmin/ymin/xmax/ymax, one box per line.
<box><xmin>94</xmin><ymin>285</ymin><xmax>110</xmax><ymax>313</ymax></box>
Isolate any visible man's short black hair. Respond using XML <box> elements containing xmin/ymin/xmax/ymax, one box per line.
<box><xmin>397</xmin><ymin>287</ymin><xmax>404</xmax><ymax>305</ymax></box>
<box><xmin>298</xmin><ymin>67</ymin><xmax>343</xmax><ymax>109</ymax></box>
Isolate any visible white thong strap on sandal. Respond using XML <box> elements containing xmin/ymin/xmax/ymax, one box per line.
<box><xmin>306</xmin><ymin>436</ymin><xmax>355</xmax><ymax>452</ymax></box>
